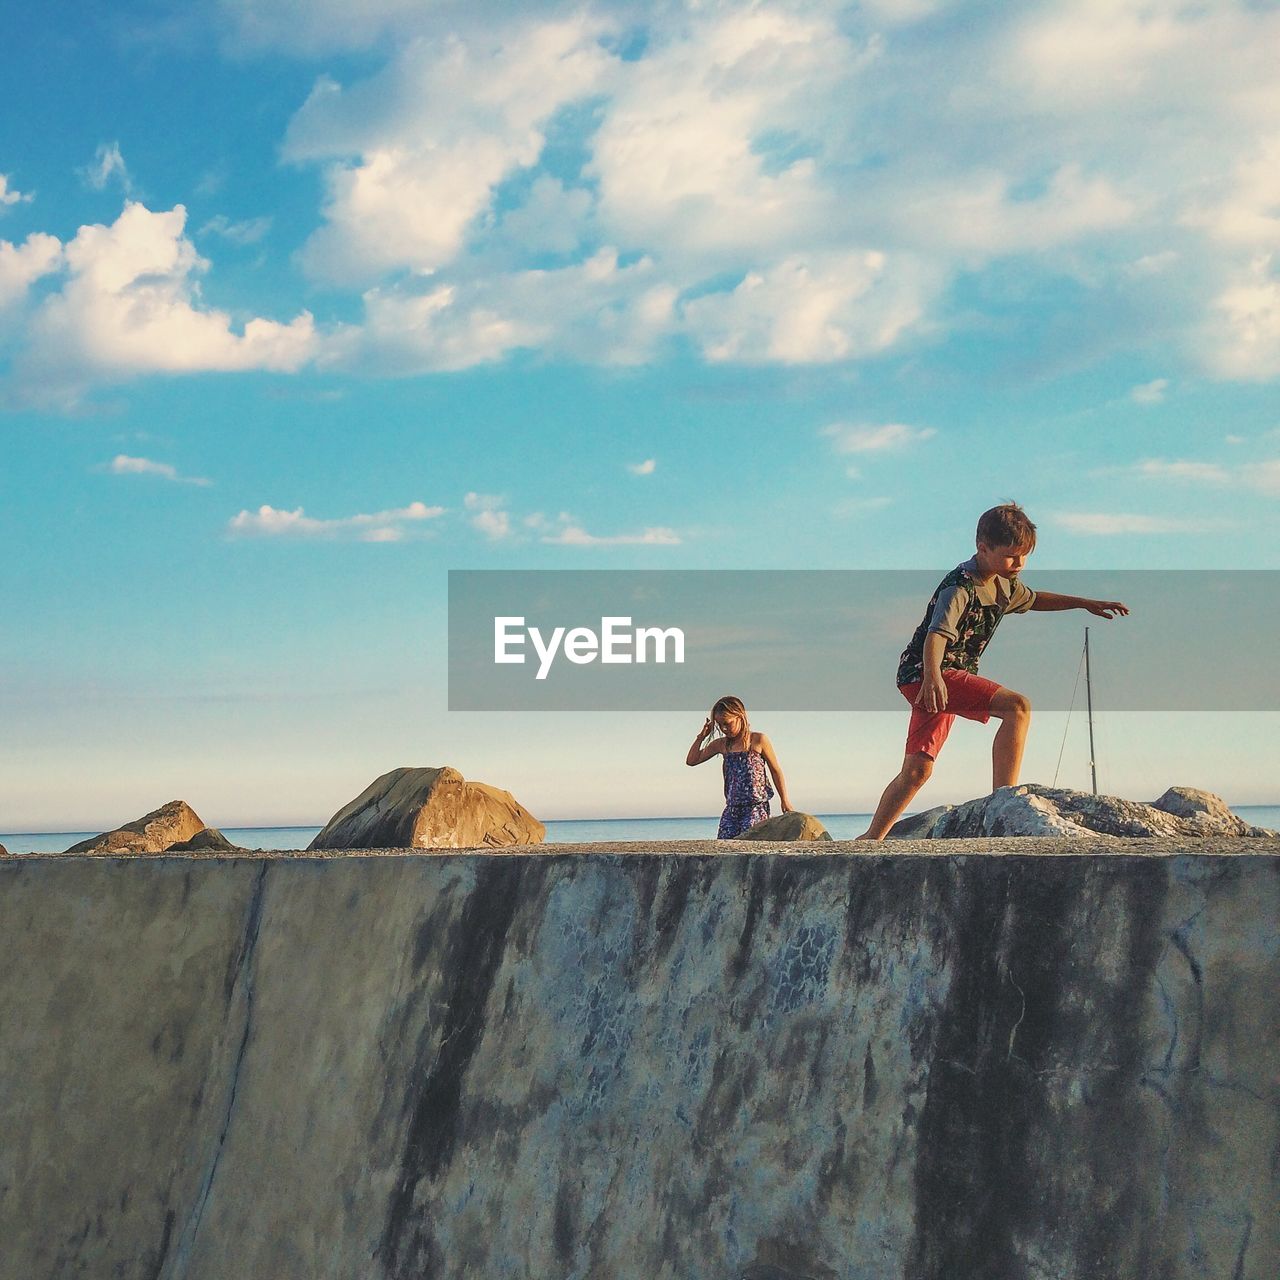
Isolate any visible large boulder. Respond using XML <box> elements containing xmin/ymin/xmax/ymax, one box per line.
<box><xmin>167</xmin><ymin>827</ymin><xmax>244</xmax><ymax>853</ymax></box>
<box><xmin>64</xmin><ymin>801</ymin><xmax>208</xmax><ymax>854</ymax></box>
<box><xmin>887</xmin><ymin>784</ymin><xmax>1274</xmax><ymax>839</ymax></box>
<box><xmin>0</xmin><ymin>843</ymin><xmax>7</xmax><ymax>856</ymax></box>
<box><xmin>740</xmin><ymin>812</ymin><xmax>832</xmax><ymax>841</ymax></box>
<box><xmin>308</xmin><ymin>766</ymin><xmax>545</xmax><ymax>850</ymax></box>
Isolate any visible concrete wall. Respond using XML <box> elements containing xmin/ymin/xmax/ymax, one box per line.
<box><xmin>1</xmin><ymin>847</ymin><xmax>1277</xmax><ymax>1279</ymax></box>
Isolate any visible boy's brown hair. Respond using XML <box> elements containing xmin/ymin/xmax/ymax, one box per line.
<box><xmin>976</xmin><ymin>502</ymin><xmax>1037</xmax><ymax>551</ymax></box>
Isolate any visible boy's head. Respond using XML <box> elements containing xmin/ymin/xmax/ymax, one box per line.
<box><xmin>976</xmin><ymin>502</ymin><xmax>1037</xmax><ymax>556</ymax></box>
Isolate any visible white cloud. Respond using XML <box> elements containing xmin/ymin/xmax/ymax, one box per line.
<box><xmin>1130</xmin><ymin>378</ymin><xmax>1168</xmax><ymax>404</ymax></box>
<box><xmin>1203</xmin><ymin>255</ymin><xmax>1280</xmax><ymax>381</ymax></box>
<box><xmin>627</xmin><ymin>458</ymin><xmax>656</xmax><ymax>476</ymax></box>
<box><xmin>18</xmin><ymin>203</ymin><xmax>316</xmax><ymax>401</ymax></box>
<box><xmin>285</xmin><ymin>17</ymin><xmax>611</xmax><ymax>283</ymax></box>
<box><xmin>464</xmin><ymin>491</ymin><xmax>511</xmax><ymax>540</ymax></box>
<box><xmin>1054</xmin><ymin>512</ymin><xmax>1220</xmax><ymax>535</ymax></box>
<box><xmin>82</xmin><ymin>142</ymin><xmax>132</xmax><ymax>193</ymax></box>
<box><xmin>228</xmin><ymin>499</ymin><xmax>443</xmax><ymax>540</ymax></box>
<box><xmin>822</xmin><ymin>422</ymin><xmax>937</xmax><ymax>454</ymax></box>
<box><xmin>1242</xmin><ymin>459</ymin><xmax>1280</xmax><ymax>496</ymax></box>
<box><xmin>105</xmin><ymin>454</ymin><xmax>212</xmax><ymax>486</ymax></box>
<box><xmin>1128</xmin><ymin>458</ymin><xmax>1229</xmax><ymax>485</ymax></box>
<box><xmin>0</xmin><ymin>174</ymin><xmax>33</xmax><ymax>207</ymax></box>
<box><xmin>198</xmin><ymin>214</ymin><xmax>273</xmax><ymax>245</ymax></box>
<box><xmin>588</xmin><ymin>8</ymin><xmax>861</xmax><ymax>263</ymax></box>
<box><xmin>685</xmin><ymin>253</ymin><xmax>937</xmax><ymax>364</ymax></box>
<box><xmin>0</xmin><ymin>232</ymin><xmax>62</xmax><ymax>309</ymax></box>
<box><xmin>542</xmin><ymin>523</ymin><xmax>680</xmax><ymax>546</ymax></box>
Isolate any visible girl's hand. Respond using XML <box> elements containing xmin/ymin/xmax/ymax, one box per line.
<box><xmin>781</xmin><ymin>801</ymin><xmax>794</xmax><ymax>814</ymax></box>
<box><xmin>698</xmin><ymin>717</ymin><xmax>713</xmax><ymax>740</ymax></box>
<box><xmin>1086</xmin><ymin>599</ymin><xmax>1129</xmax><ymax>619</ymax></box>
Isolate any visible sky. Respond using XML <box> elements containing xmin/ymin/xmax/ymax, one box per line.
<box><xmin>2</xmin><ymin>0</ymin><xmax>1278</xmax><ymax>832</ymax></box>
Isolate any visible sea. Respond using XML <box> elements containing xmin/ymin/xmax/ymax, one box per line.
<box><xmin>4</xmin><ymin>806</ymin><xmax>1280</xmax><ymax>854</ymax></box>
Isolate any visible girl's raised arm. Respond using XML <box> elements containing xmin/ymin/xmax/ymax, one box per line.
<box><xmin>757</xmin><ymin>733</ymin><xmax>793</xmax><ymax>812</ymax></box>
<box><xmin>686</xmin><ymin>719</ymin><xmax>725</xmax><ymax>766</ymax></box>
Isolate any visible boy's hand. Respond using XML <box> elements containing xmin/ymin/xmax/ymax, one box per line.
<box><xmin>915</xmin><ymin>674</ymin><xmax>948</xmax><ymax>714</ymax></box>
<box><xmin>1086</xmin><ymin>599</ymin><xmax>1129</xmax><ymax>619</ymax></box>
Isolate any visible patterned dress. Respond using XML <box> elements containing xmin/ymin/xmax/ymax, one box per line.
<box><xmin>718</xmin><ymin>749</ymin><xmax>774</xmax><ymax>839</ymax></box>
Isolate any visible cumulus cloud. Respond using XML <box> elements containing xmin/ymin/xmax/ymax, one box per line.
<box><xmin>284</xmin><ymin>17</ymin><xmax>611</xmax><ymax>283</ymax></box>
<box><xmin>17</xmin><ymin>202</ymin><xmax>316</xmax><ymax>402</ymax></box>
<box><xmin>228</xmin><ymin>499</ymin><xmax>443</xmax><ymax>540</ymax></box>
<box><xmin>822</xmin><ymin>422</ymin><xmax>937</xmax><ymax>454</ymax></box>
<box><xmin>627</xmin><ymin>458</ymin><xmax>656</xmax><ymax>476</ymax></box>
<box><xmin>464</xmin><ymin>491</ymin><xmax>512</xmax><ymax>540</ymax></box>
<box><xmin>685</xmin><ymin>253</ymin><xmax>937</xmax><ymax>364</ymax></box>
<box><xmin>1203</xmin><ymin>256</ymin><xmax>1280</xmax><ymax>381</ymax></box>
<box><xmin>0</xmin><ymin>232</ymin><xmax>62</xmax><ymax>309</ymax></box>
<box><xmin>0</xmin><ymin>174</ymin><xmax>33</xmax><ymax>207</ymax></box>
<box><xmin>104</xmin><ymin>454</ymin><xmax>212</xmax><ymax>486</ymax></box>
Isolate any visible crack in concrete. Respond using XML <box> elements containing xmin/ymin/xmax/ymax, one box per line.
<box><xmin>162</xmin><ymin>863</ymin><xmax>268</xmax><ymax>1280</ymax></box>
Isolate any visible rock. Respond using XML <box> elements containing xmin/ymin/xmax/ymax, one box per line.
<box><xmin>64</xmin><ymin>801</ymin><xmax>207</xmax><ymax>855</ymax></box>
<box><xmin>899</xmin><ymin>784</ymin><xmax>1275</xmax><ymax>839</ymax></box>
<box><xmin>740</xmin><ymin>812</ymin><xmax>832</xmax><ymax>841</ymax></box>
<box><xmin>308</xmin><ymin>766</ymin><xmax>545</xmax><ymax>850</ymax></box>
<box><xmin>0</xmin><ymin>843</ymin><xmax>7</xmax><ymax>856</ymax></box>
<box><xmin>1150</xmin><ymin>786</ymin><xmax>1272</xmax><ymax>836</ymax></box>
<box><xmin>886</xmin><ymin>805</ymin><xmax>953</xmax><ymax>839</ymax></box>
<box><xmin>168</xmin><ymin>827</ymin><xmax>244</xmax><ymax>853</ymax></box>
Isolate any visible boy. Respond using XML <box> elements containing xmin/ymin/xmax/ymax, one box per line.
<box><xmin>858</xmin><ymin>502</ymin><xmax>1128</xmax><ymax>840</ymax></box>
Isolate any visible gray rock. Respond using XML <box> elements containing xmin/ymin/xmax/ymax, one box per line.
<box><xmin>308</xmin><ymin>765</ymin><xmax>545</xmax><ymax>850</ymax></box>
<box><xmin>168</xmin><ymin>827</ymin><xmax>244</xmax><ymax>853</ymax></box>
<box><xmin>63</xmin><ymin>800</ymin><xmax>207</xmax><ymax>854</ymax></box>
<box><xmin>886</xmin><ymin>804</ymin><xmax>953</xmax><ymax>839</ymax></box>
<box><xmin>905</xmin><ymin>784</ymin><xmax>1275</xmax><ymax>840</ymax></box>
<box><xmin>740</xmin><ymin>811</ymin><xmax>832</xmax><ymax>840</ymax></box>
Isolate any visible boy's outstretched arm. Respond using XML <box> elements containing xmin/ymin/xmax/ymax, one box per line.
<box><xmin>1030</xmin><ymin>591</ymin><xmax>1129</xmax><ymax>618</ymax></box>
<box><xmin>758</xmin><ymin>734</ymin><xmax>793</xmax><ymax>812</ymax></box>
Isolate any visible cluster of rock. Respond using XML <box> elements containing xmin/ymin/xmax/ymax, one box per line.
<box><xmin>888</xmin><ymin>784</ymin><xmax>1275</xmax><ymax>840</ymax></box>
<box><xmin>63</xmin><ymin>801</ymin><xmax>243</xmax><ymax>855</ymax></box>
<box><xmin>308</xmin><ymin>766</ymin><xmax>544</xmax><ymax>850</ymax></box>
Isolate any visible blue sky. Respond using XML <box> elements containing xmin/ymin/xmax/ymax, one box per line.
<box><xmin>2</xmin><ymin>0</ymin><xmax>1278</xmax><ymax>831</ymax></box>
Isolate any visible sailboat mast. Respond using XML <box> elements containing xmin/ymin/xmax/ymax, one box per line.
<box><xmin>1084</xmin><ymin>627</ymin><xmax>1098</xmax><ymax>795</ymax></box>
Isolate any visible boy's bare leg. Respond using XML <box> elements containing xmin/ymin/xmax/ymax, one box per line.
<box><xmin>857</xmin><ymin>753</ymin><xmax>934</xmax><ymax>840</ymax></box>
<box><xmin>989</xmin><ymin>686</ymin><xmax>1031</xmax><ymax>789</ymax></box>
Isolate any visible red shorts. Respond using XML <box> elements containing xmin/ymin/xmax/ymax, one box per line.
<box><xmin>899</xmin><ymin>670</ymin><xmax>1002</xmax><ymax>760</ymax></box>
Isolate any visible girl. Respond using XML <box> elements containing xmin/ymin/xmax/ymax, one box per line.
<box><xmin>686</xmin><ymin>695</ymin><xmax>792</xmax><ymax>839</ymax></box>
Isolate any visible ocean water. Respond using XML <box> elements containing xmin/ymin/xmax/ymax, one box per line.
<box><xmin>4</xmin><ymin>806</ymin><xmax>1279</xmax><ymax>854</ymax></box>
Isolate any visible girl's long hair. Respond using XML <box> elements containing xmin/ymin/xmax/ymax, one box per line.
<box><xmin>709</xmin><ymin>695</ymin><xmax>751</xmax><ymax>751</ymax></box>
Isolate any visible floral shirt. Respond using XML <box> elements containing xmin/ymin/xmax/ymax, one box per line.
<box><xmin>896</xmin><ymin>557</ymin><xmax>1036</xmax><ymax>686</ymax></box>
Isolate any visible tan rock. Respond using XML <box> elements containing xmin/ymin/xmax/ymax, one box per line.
<box><xmin>64</xmin><ymin>801</ymin><xmax>207</xmax><ymax>855</ymax></box>
<box><xmin>308</xmin><ymin>766</ymin><xmax>545</xmax><ymax>850</ymax></box>
<box><xmin>740</xmin><ymin>812</ymin><xmax>832</xmax><ymax>841</ymax></box>
<box><xmin>168</xmin><ymin>828</ymin><xmax>244</xmax><ymax>853</ymax></box>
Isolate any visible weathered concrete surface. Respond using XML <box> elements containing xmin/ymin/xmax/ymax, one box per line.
<box><xmin>1</xmin><ymin>845</ymin><xmax>1277</xmax><ymax>1280</ymax></box>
